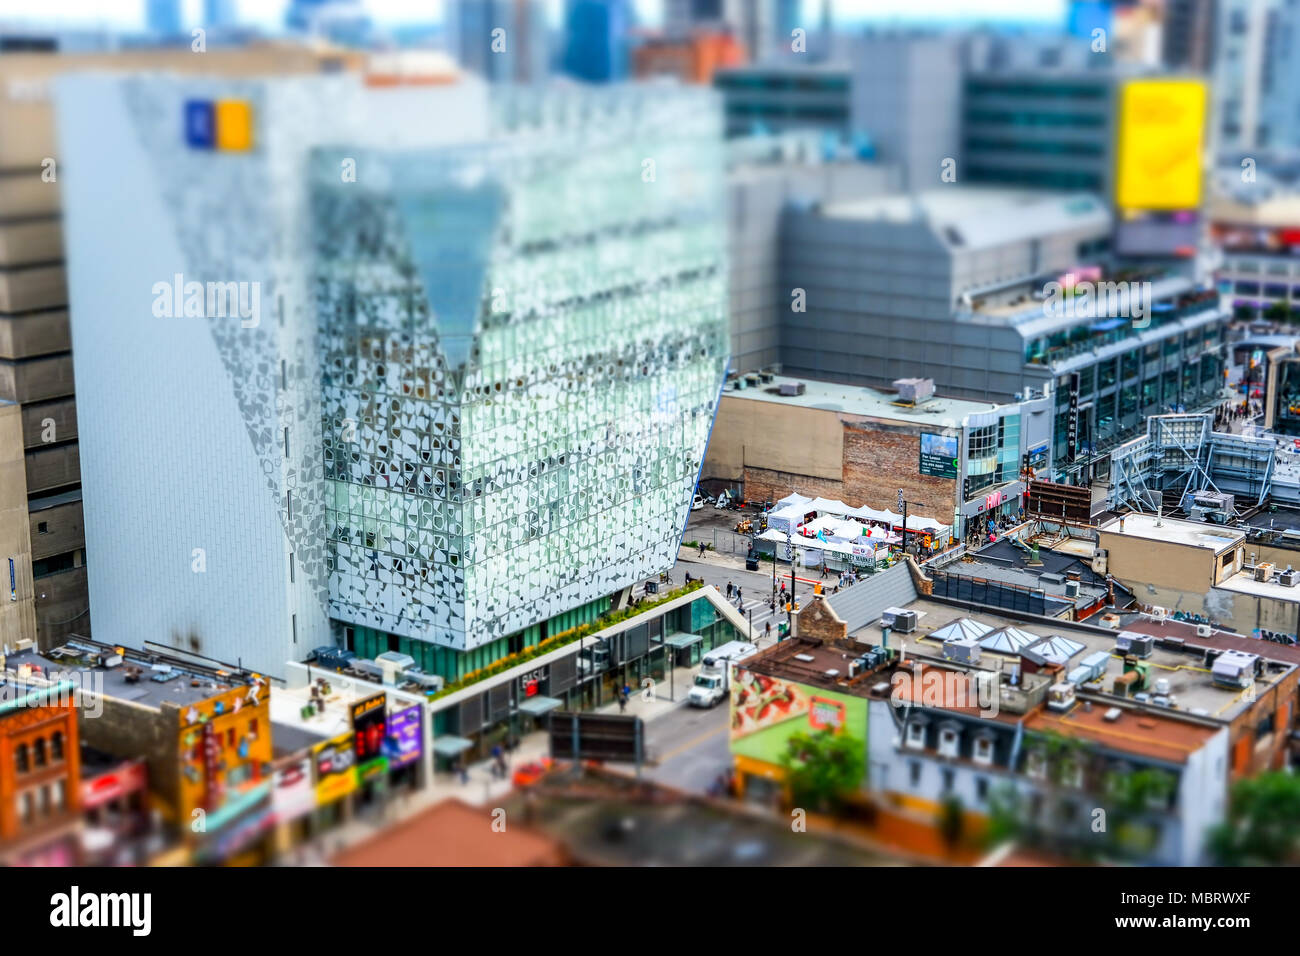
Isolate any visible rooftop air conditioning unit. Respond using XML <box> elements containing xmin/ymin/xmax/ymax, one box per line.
<box><xmin>1196</xmin><ymin>623</ymin><xmax>1212</xmax><ymax>638</ymax></box>
<box><xmin>1064</xmin><ymin>580</ymin><xmax>1080</xmax><ymax>599</ymax></box>
<box><xmin>1115</xmin><ymin>631</ymin><xmax>1155</xmax><ymax>658</ymax></box>
<box><xmin>1281</xmin><ymin>568</ymin><xmax>1298</xmax><ymax>587</ymax></box>
<box><xmin>881</xmin><ymin>608</ymin><xmax>917</xmax><ymax>633</ymax></box>
<box><xmin>893</xmin><ymin>378</ymin><xmax>935</xmax><ymax>404</ymax></box>
<box><xmin>1255</xmin><ymin>562</ymin><xmax>1275</xmax><ymax>583</ymax></box>
<box><xmin>778</xmin><ymin>381</ymin><xmax>806</xmax><ymax>397</ymax></box>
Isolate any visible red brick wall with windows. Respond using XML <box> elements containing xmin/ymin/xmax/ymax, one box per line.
<box><xmin>0</xmin><ymin>694</ymin><xmax>80</xmax><ymax>841</ymax></box>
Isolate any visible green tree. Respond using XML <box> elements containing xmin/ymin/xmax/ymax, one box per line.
<box><xmin>778</xmin><ymin>729</ymin><xmax>865</xmax><ymax>814</ymax></box>
<box><xmin>1208</xmin><ymin>771</ymin><xmax>1300</xmax><ymax>865</ymax></box>
<box><xmin>938</xmin><ymin>795</ymin><xmax>965</xmax><ymax>851</ymax></box>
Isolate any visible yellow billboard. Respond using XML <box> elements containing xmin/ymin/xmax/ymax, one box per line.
<box><xmin>1115</xmin><ymin>79</ymin><xmax>1206</xmax><ymax>211</ymax></box>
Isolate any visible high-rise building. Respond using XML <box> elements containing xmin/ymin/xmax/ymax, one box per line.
<box><xmin>1212</xmin><ymin>0</ymin><xmax>1276</xmax><ymax>152</ymax></box>
<box><xmin>562</xmin><ymin>0</ymin><xmax>632</xmax><ymax>83</ymax></box>
<box><xmin>56</xmin><ymin>73</ymin><xmax>728</xmax><ymax>677</ymax></box>
<box><xmin>1163</xmin><ymin>0</ymin><xmax>1217</xmax><ymax>72</ymax></box>
<box><xmin>145</xmin><ymin>0</ymin><xmax>184</xmax><ymax>38</ymax></box>
<box><xmin>0</xmin><ymin>47</ymin><xmax>361</xmax><ymax>654</ymax></box>
<box><xmin>450</xmin><ymin>0</ymin><xmax>551</xmax><ymax>84</ymax></box>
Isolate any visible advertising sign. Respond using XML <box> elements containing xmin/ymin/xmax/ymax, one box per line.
<box><xmin>383</xmin><ymin>705</ymin><xmax>423</xmax><ymax>769</ymax></box>
<box><xmin>1116</xmin><ymin>79</ymin><xmax>1206</xmax><ymax>211</ymax></box>
<box><xmin>1067</xmin><ymin>373</ymin><xmax>1080</xmax><ymax>462</ymax></box>
<box><xmin>351</xmin><ymin>693</ymin><xmax>389</xmax><ymax>782</ymax></box>
<box><xmin>809</xmin><ymin>696</ymin><xmax>847</xmax><ymax>732</ymax></box>
<box><xmin>313</xmin><ymin>733</ymin><xmax>358</xmax><ymax>804</ymax></box>
<box><xmin>272</xmin><ymin>756</ymin><xmax>316</xmax><ymax>822</ymax></box>
<box><xmin>919</xmin><ymin>432</ymin><xmax>959</xmax><ymax>479</ymax></box>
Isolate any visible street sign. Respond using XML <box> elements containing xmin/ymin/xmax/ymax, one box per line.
<box><xmin>549</xmin><ymin>712</ymin><xmax>644</xmax><ymax>763</ymax></box>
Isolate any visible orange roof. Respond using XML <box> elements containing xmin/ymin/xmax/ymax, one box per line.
<box><xmin>1026</xmin><ymin>705</ymin><xmax>1218</xmax><ymax>765</ymax></box>
<box><xmin>329</xmin><ymin>799</ymin><xmax>568</xmax><ymax>867</ymax></box>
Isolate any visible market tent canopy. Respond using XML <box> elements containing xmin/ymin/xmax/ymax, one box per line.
<box><xmin>517</xmin><ymin>695</ymin><xmax>563</xmax><ymax>717</ymax></box>
<box><xmin>432</xmin><ymin>735</ymin><xmax>475</xmax><ymax>758</ymax></box>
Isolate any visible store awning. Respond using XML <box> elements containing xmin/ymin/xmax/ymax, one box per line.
<box><xmin>432</xmin><ymin>735</ymin><xmax>475</xmax><ymax>758</ymax></box>
<box><xmin>517</xmin><ymin>695</ymin><xmax>562</xmax><ymax>717</ymax></box>
<box><xmin>664</xmin><ymin>632</ymin><xmax>703</xmax><ymax>649</ymax></box>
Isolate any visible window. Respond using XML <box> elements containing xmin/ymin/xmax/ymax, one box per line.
<box><xmin>909</xmin><ymin>761</ymin><xmax>921</xmax><ymax>786</ymax></box>
<box><xmin>51</xmin><ymin>731</ymin><xmax>63</xmax><ymax>762</ymax></box>
<box><xmin>249</xmin><ymin>718</ymin><xmax>259</xmax><ymax>739</ymax></box>
<box><xmin>941</xmin><ymin>768</ymin><xmax>955</xmax><ymax>793</ymax></box>
<box><xmin>1026</xmin><ymin>750</ymin><xmax>1047</xmax><ymax>780</ymax></box>
<box><xmin>17</xmin><ymin>791</ymin><xmax>33</xmax><ymax>826</ymax></box>
<box><xmin>37</xmin><ymin>522</ymin><xmax>47</xmax><ymax>534</ymax></box>
<box><xmin>15</xmin><ymin>743</ymin><xmax>29</xmax><ymax>774</ymax></box>
<box><xmin>975</xmin><ymin>777</ymin><xmax>989</xmax><ymax>801</ymax></box>
<box><xmin>51</xmin><ymin>780</ymin><xmax>65</xmax><ymax>811</ymax></box>
<box><xmin>33</xmin><ymin>737</ymin><xmax>46</xmax><ymax>768</ymax></box>
<box><xmin>973</xmin><ymin>736</ymin><xmax>994</xmax><ymax>766</ymax></box>
<box><xmin>905</xmin><ymin>721</ymin><xmax>926</xmax><ymax>750</ymax></box>
<box><xmin>938</xmin><ymin>727</ymin><xmax>960</xmax><ymax>758</ymax></box>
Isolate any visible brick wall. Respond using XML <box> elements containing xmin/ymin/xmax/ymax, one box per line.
<box><xmin>795</xmin><ymin>595</ymin><xmax>847</xmax><ymax>642</ymax></box>
<box><xmin>743</xmin><ymin>420</ymin><xmax>957</xmax><ymax>519</ymax></box>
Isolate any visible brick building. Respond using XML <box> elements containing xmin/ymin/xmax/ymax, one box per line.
<box><xmin>703</xmin><ymin>375</ymin><xmax>1053</xmax><ymax>537</ymax></box>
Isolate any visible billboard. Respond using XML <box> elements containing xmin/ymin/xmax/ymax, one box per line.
<box><xmin>919</xmin><ymin>432</ymin><xmax>959</xmax><ymax>479</ymax></box>
<box><xmin>1115</xmin><ymin>79</ymin><xmax>1206</xmax><ymax>212</ymax></box>
<box><xmin>313</xmin><ymin>733</ymin><xmax>358</xmax><ymax>805</ymax></box>
<box><xmin>351</xmin><ymin>693</ymin><xmax>389</xmax><ymax>782</ymax></box>
<box><xmin>730</xmin><ymin>669</ymin><xmax>867</xmax><ymax>769</ymax></box>
<box><xmin>384</xmin><ymin>704</ymin><xmax>423</xmax><ymax>769</ymax></box>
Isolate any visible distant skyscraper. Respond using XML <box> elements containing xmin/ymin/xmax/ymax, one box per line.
<box><xmin>203</xmin><ymin>0</ymin><xmax>240</xmax><ymax>29</ymax></box>
<box><xmin>562</xmin><ymin>0</ymin><xmax>632</xmax><ymax>83</ymax></box>
<box><xmin>1162</xmin><ymin>0</ymin><xmax>1217</xmax><ymax>72</ymax></box>
<box><xmin>145</xmin><ymin>0</ymin><xmax>183</xmax><ymax>37</ymax></box>
<box><xmin>666</xmin><ymin>0</ymin><xmax>774</xmax><ymax>62</ymax></box>
<box><xmin>451</xmin><ymin>0</ymin><xmax>550</xmax><ymax>84</ymax></box>
<box><xmin>1213</xmin><ymin>0</ymin><xmax>1276</xmax><ymax>152</ymax></box>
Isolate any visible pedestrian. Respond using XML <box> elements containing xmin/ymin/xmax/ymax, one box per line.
<box><xmin>698</xmin><ymin>542</ymin><xmax>706</xmax><ymax>557</ymax></box>
<box><xmin>765</xmin><ymin>621</ymin><xmax>772</xmax><ymax>640</ymax></box>
<box><xmin>618</xmin><ymin>690</ymin><xmax>627</xmax><ymax>713</ymax></box>
<box><xmin>726</xmin><ymin>581</ymin><xmax>734</xmax><ymax>599</ymax></box>
<box><xmin>458</xmin><ymin>761</ymin><xmax>469</xmax><ymax>786</ymax></box>
<box><xmin>821</xmin><ymin>563</ymin><xmax>827</xmax><ymax>579</ymax></box>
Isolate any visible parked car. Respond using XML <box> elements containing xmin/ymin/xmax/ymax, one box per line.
<box><xmin>692</xmin><ymin>494</ymin><xmax>705</xmax><ymax>511</ymax></box>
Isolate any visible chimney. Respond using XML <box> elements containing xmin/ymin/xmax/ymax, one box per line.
<box><xmin>1119</xmin><ymin>515</ymin><xmax>1126</xmax><ymax>533</ymax></box>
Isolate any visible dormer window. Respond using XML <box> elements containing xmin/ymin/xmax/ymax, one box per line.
<box><xmin>973</xmin><ymin>735</ymin><xmax>994</xmax><ymax>766</ymax></box>
<box><xmin>938</xmin><ymin>725</ymin><xmax>960</xmax><ymax>758</ymax></box>
<box><xmin>905</xmin><ymin>721</ymin><xmax>926</xmax><ymax>750</ymax></box>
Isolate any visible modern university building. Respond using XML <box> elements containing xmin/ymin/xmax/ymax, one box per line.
<box><xmin>56</xmin><ymin>70</ymin><xmax>728</xmax><ymax>678</ymax></box>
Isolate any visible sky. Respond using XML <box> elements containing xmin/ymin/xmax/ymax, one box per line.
<box><xmin>0</xmin><ymin>0</ymin><xmax>1068</xmax><ymax>33</ymax></box>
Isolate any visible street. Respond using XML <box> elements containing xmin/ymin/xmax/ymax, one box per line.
<box><xmin>641</xmin><ymin>697</ymin><xmax>731</xmax><ymax>794</ymax></box>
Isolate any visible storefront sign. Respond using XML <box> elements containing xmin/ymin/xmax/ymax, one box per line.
<box><xmin>81</xmin><ymin>760</ymin><xmax>147</xmax><ymax>811</ymax></box>
<box><xmin>272</xmin><ymin>756</ymin><xmax>316</xmax><ymax>822</ymax></box>
<box><xmin>518</xmin><ymin>668</ymin><xmax>546</xmax><ymax>698</ymax></box>
<box><xmin>313</xmin><ymin>733</ymin><xmax>358</xmax><ymax>804</ymax></box>
<box><xmin>919</xmin><ymin>432</ymin><xmax>959</xmax><ymax>479</ymax></box>
<box><xmin>351</xmin><ymin>693</ymin><xmax>389</xmax><ymax>781</ymax></box>
<box><xmin>809</xmin><ymin>696</ymin><xmax>847</xmax><ymax>732</ymax></box>
<box><xmin>985</xmin><ymin>491</ymin><xmax>1003</xmax><ymax>512</ymax></box>
<box><xmin>1067</xmin><ymin>373</ymin><xmax>1080</xmax><ymax>462</ymax></box>
<box><xmin>384</xmin><ymin>705</ymin><xmax>423</xmax><ymax>769</ymax></box>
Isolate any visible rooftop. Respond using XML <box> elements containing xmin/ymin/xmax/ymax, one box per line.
<box><xmin>819</xmin><ymin>187</ymin><xmax>1109</xmax><ymax>251</ymax></box>
<box><xmin>1216</xmin><ymin>568</ymin><xmax>1300</xmax><ymax>604</ymax></box>
<box><xmin>722</xmin><ymin>374</ymin><xmax>1009</xmax><ymax>427</ymax></box>
<box><xmin>6</xmin><ymin>641</ymin><xmax>260</xmax><ymax>711</ymax></box>
<box><xmin>1097</xmin><ymin>513</ymin><xmax>1244</xmax><ymax>551</ymax></box>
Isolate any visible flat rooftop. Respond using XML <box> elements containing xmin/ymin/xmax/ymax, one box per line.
<box><xmin>722</xmin><ymin>375</ymin><xmax>1005</xmax><ymax>427</ymax></box>
<box><xmin>7</xmin><ymin>645</ymin><xmax>254</xmax><ymax>710</ymax></box>
<box><xmin>767</xmin><ymin>596</ymin><xmax>1294</xmax><ymax>725</ymax></box>
<box><xmin>1216</xmin><ymin>569</ymin><xmax>1300</xmax><ymax>604</ymax></box>
<box><xmin>1098</xmin><ymin>513</ymin><xmax>1244</xmax><ymax>551</ymax></box>
<box><xmin>819</xmin><ymin>187</ymin><xmax>1108</xmax><ymax>250</ymax></box>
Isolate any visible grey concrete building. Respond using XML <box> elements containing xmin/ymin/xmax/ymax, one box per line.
<box><xmin>777</xmin><ymin>187</ymin><xmax>1229</xmax><ymax>481</ymax></box>
<box><xmin>713</xmin><ymin>61</ymin><xmax>850</xmax><ymax>139</ymax></box>
<box><xmin>726</xmin><ymin>135</ymin><xmax>898</xmax><ymax>373</ymax></box>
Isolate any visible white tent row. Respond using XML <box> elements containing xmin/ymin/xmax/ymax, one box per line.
<box><xmin>763</xmin><ymin>492</ymin><xmax>952</xmax><ymax>541</ymax></box>
<box><xmin>755</xmin><ymin>529</ymin><xmax>891</xmax><ymax>564</ymax></box>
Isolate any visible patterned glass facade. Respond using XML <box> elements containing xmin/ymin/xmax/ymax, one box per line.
<box><xmin>313</xmin><ymin>88</ymin><xmax>729</xmax><ymax>652</ymax></box>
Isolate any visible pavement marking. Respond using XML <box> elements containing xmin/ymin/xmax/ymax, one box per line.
<box><xmin>655</xmin><ymin>719</ymin><xmax>729</xmax><ymax>764</ymax></box>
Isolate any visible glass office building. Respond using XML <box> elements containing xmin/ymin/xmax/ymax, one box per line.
<box><xmin>313</xmin><ymin>88</ymin><xmax>729</xmax><ymax>671</ymax></box>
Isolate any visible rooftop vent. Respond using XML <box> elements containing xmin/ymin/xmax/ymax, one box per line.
<box><xmin>794</xmin><ymin>653</ymin><xmax>815</xmax><ymax>663</ymax></box>
<box><xmin>1103</xmin><ymin>707</ymin><xmax>1122</xmax><ymax>722</ymax></box>
<box><xmin>892</xmin><ymin>378</ymin><xmax>935</xmax><ymax>404</ymax></box>
<box><xmin>778</xmin><ymin>381</ymin><xmax>806</xmax><ymax>397</ymax></box>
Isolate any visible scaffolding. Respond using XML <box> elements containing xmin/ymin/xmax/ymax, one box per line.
<box><xmin>1108</xmin><ymin>414</ymin><xmax>1278</xmax><ymax>513</ymax></box>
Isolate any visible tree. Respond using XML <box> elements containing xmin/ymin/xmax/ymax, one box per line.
<box><xmin>778</xmin><ymin>729</ymin><xmax>865</xmax><ymax>814</ymax></box>
<box><xmin>1208</xmin><ymin>771</ymin><xmax>1300</xmax><ymax>865</ymax></box>
<box><xmin>938</xmin><ymin>795</ymin><xmax>965</xmax><ymax>851</ymax></box>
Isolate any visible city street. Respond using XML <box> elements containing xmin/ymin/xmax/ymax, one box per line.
<box><xmin>641</xmin><ymin>696</ymin><xmax>730</xmax><ymax>795</ymax></box>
